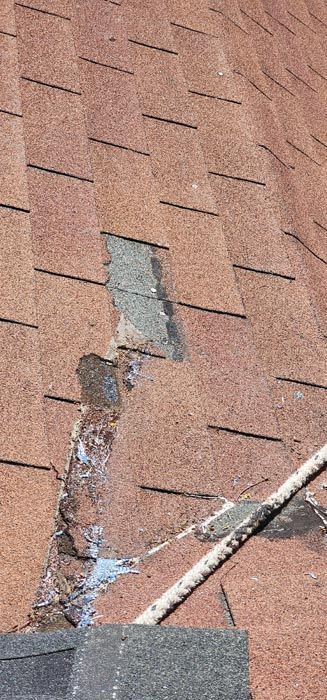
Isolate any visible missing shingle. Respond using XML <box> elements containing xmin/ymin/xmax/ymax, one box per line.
<box><xmin>77</xmin><ymin>355</ymin><xmax>120</xmax><ymax>408</ymax></box>
<box><xmin>196</xmin><ymin>497</ymin><xmax>323</xmax><ymax>543</ymax></box>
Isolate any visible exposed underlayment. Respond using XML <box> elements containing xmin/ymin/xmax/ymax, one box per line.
<box><xmin>31</xmin><ymin>235</ymin><xmax>187</xmax><ymax>629</ymax></box>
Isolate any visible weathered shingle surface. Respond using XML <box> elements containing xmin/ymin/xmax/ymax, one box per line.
<box><xmin>0</xmin><ymin>1</ymin><xmax>326</xmax><ymax>698</ymax></box>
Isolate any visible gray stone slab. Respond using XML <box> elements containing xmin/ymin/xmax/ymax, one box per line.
<box><xmin>70</xmin><ymin>624</ymin><xmax>250</xmax><ymax>700</ymax></box>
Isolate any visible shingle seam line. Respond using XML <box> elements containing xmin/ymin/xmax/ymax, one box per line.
<box><xmin>142</xmin><ymin>114</ymin><xmax>197</xmax><ymax>129</ymax></box>
<box><xmin>79</xmin><ymin>56</ymin><xmax>134</xmax><ymax>75</ymax></box>
<box><xmin>0</xmin><ymin>202</ymin><xmax>30</xmax><ymax>213</ymax></box>
<box><xmin>287</xmin><ymin>10</ymin><xmax>316</xmax><ymax>33</ymax></box>
<box><xmin>0</xmin><ymin>30</ymin><xmax>17</xmax><ymax>37</ymax></box>
<box><xmin>0</xmin><ymin>458</ymin><xmax>50</xmax><ymax>470</ymax></box>
<box><xmin>170</xmin><ymin>21</ymin><xmax>219</xmax><ymax>39</ymax></box>
<box><xmin>128</xmin><ymin>39</ymin><xmax>178</xmax><ymax>55</ymax></box>
<box><xmin>34</xmin><ymin>268</ymin><xmax>106</xmax><ymax>286</ymax></box>
<box><xmin>233</xmin><ymin>70</ymin><xmax>272</xmax><ymax>100</ymax></box>
<box><xmin>14</xmin><ymin>2</ymin><xmax>71</xmax><ymax>20</ymax></box>
<box><xmin>282</xmin><ymin>229</ymin><xmax>326</xmax><ymax>264</ymax></box>
<box><xmin>261</xmin><ymin>70</ymin><xmax>296</xmax><ymax>97</ymax></box>
<box><xmin>109</xmin><ymin>285</ymin><xmax>246</xmax><ymax>318</ymax></box>
<box><xmin>44</xmin><ymin>394</ymin><xmax>81</xmax><ymax>405</ymax></box>
<box><xmin>209</xmin><ymin>8</ymin><xmax>249</xmax><ymax>35</ymax></box>
<box><xmin>285</xmin><ymin>67</ymin><xmax>317</xmax><ymax>91</ymax></box>
<box><xmin>285</xmin><ymin>141</ymin><xmax>321</xmax><ymax>166</ymax></box>
<box><xmin>100</xmin><ymin>231</ymin><xmax>169</xmax><ymax>250</ymax></box>
<box><xmin>275</xmin><ymin>377</ymin><xmax>327</xmax><ymax>391</ymax></box>
<box><xmin>308</xmin><ymin>65</ymin><xmax>327</xmax><ymax>82</ymax></box>
<box><xmin>239</xmin><ymin>8</ymin><xmax>274</xmax><ymax>35</ymax></box>
<box><xmin>27</xmin><ymin>164</ymin><xmax>94</xmax><ymax>182</ymax></box>
<box><xmin>159</xmin><ymin>200</ymin><xmax>219</xmax><ymax>217</ymax></box>
<box><xmin>188</xmin><ymin>90</ymin><xmax>242</xmax><ymax>105</ymax></box>
<box><xmin>21</xmin><ymin>76</ymin><xmax>81</xmax><ymax>95</ymax></box>
<box><xmin>257</xmin><ymin>144</ymin><xmax>294</xmax><ymax>169</ymax></box>
<box><xmin>89</xmin><ymin>137</ymin><xmax>150</xmax><ymax>156</ymax></box>
<box><xmin>0</xmin><ymin>317</ymin><xmax>38</xmax><ymax>329</ymax></box>
<box><xmin>209</xmin><ymin>172</ymin><xmax>266</xmax><ymax>186</ymax></box>
<box><xmin>308</xmin><ymin>11</ymin><xmax>327</xmax><ymax>29</ymax></box>
<box><xmin>208</xmin><ymin>425</ymin><xmax>282</xmax><ymax>442</ymax></box>
<box><xmin>311</xmin><ymin>134</ymin><xmax>327</xmax><ymax>150</ymax></box>
<box><xmin>264</xmin><ymin>10</ymin><xmax>295</xmax><ymax>35</ymax></box>
<box><xmin>233</xmin><ymin>264</ymin><xmax>295</xmax><ymax>281</ymax></box>
<box><xmin>0</xmin><ymin>108</ymin><xmax>22</xmax><ymax>117</ymax></box>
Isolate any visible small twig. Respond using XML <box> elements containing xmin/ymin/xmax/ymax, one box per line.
<box><xmin>236</xmin><ymin>477</ymin><xmax>269</xmax><ymax>500</ymax></box>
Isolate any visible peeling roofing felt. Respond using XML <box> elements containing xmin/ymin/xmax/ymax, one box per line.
<box><xmin>0</xmin><ymin>0</ymin><xmax>326</xmax><ymax>699</ymax></box>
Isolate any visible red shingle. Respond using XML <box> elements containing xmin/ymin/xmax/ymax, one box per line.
<box><xmin>0</xmin><ymin>0</ymin><xmax>15</xmax><ymax>35</ymax></box>
<box><xmin>145</xmin><ymin>119</ymin><xmax>218</xmax><ymax>213</ymax></box>
<box><xmin>73</xmin><ymin>0</ymin><xmax>131</xmax><ymax>72</ymax></box>
<box><xmin>91</xmin><ymin>141</ymin><xmax>168</xmax><ymax>246</ymax></box>
<box><xmin>0</xmin><ymin>208</ymin><xmax>36</xmax><ymax>325</ymax></box>
<box><xmin>181</xmin><ymin>307</ymin><xmax>281</xmax><ymax>437</ymax></box>
<box><xmin>123</xmin><ymin>0</ymin><xmax>175</xmax><ymax>51</ymax></box>
<box><xmin>0</xmin><ymin>464</ymin><xmax>57</xmax><ymax>632</ymax></box>
<box><xmin>172</xmin><ymin>25</ymin><xmax>240</xmax><ymax>102</ymax></box>
<box><xmin>209</xmin><ymin>175</ymin><xmax>293</xmax><ymax>275</ymax></box>
<box><xmin>222</xmin><ymin>536</ymin><xmax>326</xmax><ymax>700</ymax></box>
<box><xmin>0</xmin><ymin>323</ymin><xmax>49</xmax><ymax>467</ymax></box>
<box><xmin>209</xmin><ymin>428</ymin><xmax>289</xmax><ymax>501</ymax></box>
<box><xmin>131</xmin><ymin>43</ymin><xmax>195</xmax><ymax>125</ymax></box>
<box><xmin>80</xmin><ymin>60</ymin><xmax>147</xmax><ymax>152</ymax></box>
<box><xmin>28</xmin><ymin>168</ymin><xmax>107</xmax><ymax>282</ymax></box>
<box><xmin>192</xmin><ymin>93</ymin><xmax>266</xmax><ymax>180</ymax></box>
<box><xmin>36</xmin><ymin>272</ymin><xmax>116</xmax><ymax>400</ymax></box>
<box><xmin>16</xmin><ymin>5</ymin><xmax>80</xmax><ymax>92</ymax></box>
<box><xmin>163</xmin><ymin>206</ymin><xmax>244</xmax><ymax>315</ymax></box>
<box><xmin>0</xmin><ymin>112</ymin><xmax>28</xmax><ymax>210</ymax></box>
<box><xmin>22</xmin><ymin>81</ymin><xmax>92</xmax><ymax>180</ymax></box>
<box><xmin>0</xmin><ymin>34</ymin><xmax>21</xmax><ymax>115</ymax></box>
<box><xmin>235</xmin><ymin>270</ymin><xmax>327</xmax><ymax>385</ymax></box>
